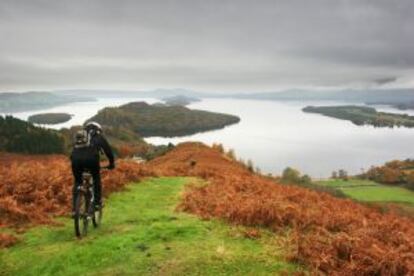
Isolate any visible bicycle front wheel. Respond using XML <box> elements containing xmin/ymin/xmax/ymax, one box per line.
<box><xmin>74</xmin><ymin>190</ymin><xmax>89</xmax><ymax>238</ymax></box>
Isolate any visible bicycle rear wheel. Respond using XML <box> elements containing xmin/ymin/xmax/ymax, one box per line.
<box><xmin>74</xmin><ymin>190</ymin><xmax>89</xmax><ymax>238</ymax></box>
<box><xmin>92</xmin><ymin>205</ymin><xmax>102</xmax><ymax>228</ymax></box>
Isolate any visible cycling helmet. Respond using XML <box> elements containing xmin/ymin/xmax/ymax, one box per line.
<box><xmin>84</xmin><ymin>121</ymin><xmax>102</xmax><ymax>134</ymax></box>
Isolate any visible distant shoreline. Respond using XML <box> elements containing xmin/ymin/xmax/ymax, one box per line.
<box><xmin>303</xmin><ymin>105</ymin><xmax>414</xmax><ymax>128</ymax></box>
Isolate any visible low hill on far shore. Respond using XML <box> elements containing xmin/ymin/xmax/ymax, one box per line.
<box><xmin>0</xmin><ymin>91</ymin><xmax>94</xmax><ymax>113</ymax></box>
<box><xmin>161</xmin><ymin>95</ymin><xmax>201</xmax><ymax>106</ymax></box>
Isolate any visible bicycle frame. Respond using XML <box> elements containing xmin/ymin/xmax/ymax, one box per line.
<box><xmin>80</xmin><ymin>172</ymin><xmax>95</xmax><ymax>210</ymax></box>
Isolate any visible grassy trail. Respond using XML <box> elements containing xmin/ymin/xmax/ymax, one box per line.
<box><xmin>1</xmin><ymin>177</ymin><xmax>300</xmax><ymax>275</ymax></box>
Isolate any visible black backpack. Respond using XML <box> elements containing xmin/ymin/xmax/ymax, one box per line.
<box><xmin>74</xmin><ymin>129</ymin><xmax>91</xmax><ymax>149</ymax></box>
<box><xmin>73</xmin><ymin>129</ymin><xmax>101</xmax><ymax>155</ymax></box>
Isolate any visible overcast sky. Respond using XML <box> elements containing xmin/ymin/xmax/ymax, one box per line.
<box><xmin>0</xmin><ymin>0</ymin><xmax>413</xmax><ymax>92</ymax></box>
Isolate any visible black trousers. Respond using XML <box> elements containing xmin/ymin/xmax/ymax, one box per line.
<box><xmin>71</xmin><ymin>155</ymin><xmax>102</xmax><ymax>210</ymax></box>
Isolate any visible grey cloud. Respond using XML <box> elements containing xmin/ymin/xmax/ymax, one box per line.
<box><xmin>0</xmin><ymin>0</ymin><xmax>413</xmax><ymax>91</ymax></box>
<box><xmin>374</xmin><ymin>77</ymin><xmax>397</xmax><ymax>85</ymax></box>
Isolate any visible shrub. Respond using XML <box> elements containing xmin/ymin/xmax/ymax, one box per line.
<box><xmin>406</xmin><ymin>172</ymin><xmax>414</xmax><ymax>190</ymax></box>
<box><xmin>211</xmin><ymin>143</ymin><xmax>224</xmax><ymax>153</ymax></box>
<box><xmin>281</xmin><ymin>167</ymin><xmax>301</xmax><ymax>183</ymax></box>
<box><xmin>226</xmin><ymin>149</ymin><xmax>236</xmax><ymax>160</ymax></box>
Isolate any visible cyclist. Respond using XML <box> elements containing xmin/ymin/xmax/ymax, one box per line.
<box><xmin>70</xmin><ymin>121</ymin><xmax>115</xmax><ymax>215</ymax></box>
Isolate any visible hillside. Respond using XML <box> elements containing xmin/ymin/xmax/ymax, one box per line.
<box><xmin>303</xmin><ymin>105</ymin><xmax>414</xmax><ymax>127</ymax></box>
<box><xmin>88</xmin><ymin>101</ymin><xmax>240</xmax><ymax>137</ymax></box>
<box><xmin>0</xmin><ymin>92</ymin><xmax>94</xmax><ymax>113</ymax></box>
<box><xmin>0</xmin><ymin>116</ymin><xmax>65</xmax><ymax>154</ymax></box>
<box><xmin>1</xmin><ymin>143</ymin><xmax>413</xmax><ymax>275</ymax></box>
<box><xmin>0</xmin><ymin>177</ymin><xmax>301</xmax><ymax>275</ymax></box>
<box><xmin>147</xmin><ymin>143</ymin><xmax>414</xmax><ymax>274</ymax></box>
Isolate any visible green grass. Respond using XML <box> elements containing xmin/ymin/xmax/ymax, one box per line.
<box><xmin>317</xmin><ymin>179</ymin><xmax>414</xmax><ymax>204</ymax></box>
<box><xmin>0</xmin><ymin>177</ymin><xmax>301</xmax><ymax>276</ymax></box>
<box><xmin>318</xmin><ymin>179</ymin><xmax>378</xmax><ymax>188</ymax></box>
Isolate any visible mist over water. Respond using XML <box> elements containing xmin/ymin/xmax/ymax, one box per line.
<box><xmin>4</xmin><ymin>97</ymin><xmax>414</xmax><ymax>178</ymax></box>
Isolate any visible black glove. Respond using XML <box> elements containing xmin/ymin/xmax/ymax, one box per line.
<box><xmin>108</xmin><ymin>162</ymin><xmax>115</xmax><ymax>170</ymax></box>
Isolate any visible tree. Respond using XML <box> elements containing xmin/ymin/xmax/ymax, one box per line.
<box><xmin>300</xmin><ymin>174</ymin><xmax>312</xmax><ymax>184</ymax></box>
<box><xmin>378</xmin><ymin>167</ymin><xmax>401</xmax><ymax>184</ymax></box>
<box><xmin>0</xmin><ymin>115</ymin><xmax>64</xmax><ymax>154</ymax></box>
<box><xmin>406</xmin><ymin>172</ymin><xmax>414</xmax><ymax>190</ymax></box>
<box><xmin>247</xmin><ymin>159</ymin><xmax>254</xmax><ymax>172</ymax></box>
<box><xmin>281</xmin><ymin>167</ymin><xmax>301</xmax><ymax>184</ymax></box>
<box><xmin>338</xmin><ymin>169</ymin><xmax>348</xmax><ymax>180</ymax></box>
<box><xmin>331</xmin><ymin>171</ymin><xmax>338</xmax><ymax>179</ymax></box>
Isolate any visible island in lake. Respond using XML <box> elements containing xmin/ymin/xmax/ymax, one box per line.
<box><xmin>88</xmin><ymin>101</ymin><xmax>240</xmax><ymax>137</ymax></box>
<box><xmin>28</xmin><ymin>113</ymin><xmax>72</xmax><ymax>125</ymax></box>
<box><xmin>303</xmin><ymin>105</ymin><xmax>414</xmax><ymax>128</ymax></box>
<box><xmin>161</xmin><ymin>95</ymin><xmax>201</xmax><ymax>106</ymax></box>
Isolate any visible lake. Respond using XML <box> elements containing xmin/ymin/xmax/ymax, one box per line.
<box><xmin>146</xmin><ymin>99</ymin><xmax>414</xmax><ymax>178</ymax></box>
<box><xmin>4</xmin><ymin>98</ymin><xmax>414</xmax><ymax>178</ymax></box>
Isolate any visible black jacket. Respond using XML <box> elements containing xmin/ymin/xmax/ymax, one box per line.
<box><xmin>71</xmin><ymin>133</ymin><xmax>115</xmax><ymax>165</ymax></box>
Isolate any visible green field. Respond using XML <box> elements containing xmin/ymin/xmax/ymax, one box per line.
<box><xmin>317</xmin><ymin>179</ymin><xmax>414</xmax><ymax>205</ymax></box>
<box><xmin>0</xmin><ymin>177</ymin><xmax>301</xmax><ymax>275</ymax></box>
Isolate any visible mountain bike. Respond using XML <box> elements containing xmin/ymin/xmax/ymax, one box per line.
<box><xmin>73</xmin><ymin>167</ymin><xmax>107</xmax><ymax>238</ymax></box>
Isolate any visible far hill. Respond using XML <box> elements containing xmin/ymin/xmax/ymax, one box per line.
<box><xmin>55</xmin><ymin>88</ymin><xmax>212</xmax><ymax>99</ymax></box>
<box><xmin>88</xmin><ymin>101</ymin><xmax>240</xmax><ymax>137</ymax></box>
<box><xmin>0</xmin><ymin>91</ymin><xmax>95</xmax><ymax>112</ymax></box>
<box><xmin>162</xmin><ymin>95</ymin><xmax>201</xmax><ymax>106</ymax></box>
<box><xmin>236</xmin><ymin>88</ymin><xmax>414</xmax><ymax>109</ymax></box>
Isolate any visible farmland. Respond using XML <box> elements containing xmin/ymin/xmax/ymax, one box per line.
<box><xmin>317</xmin><ymin>179</ymin><xmax>414</xmax><ymax>204</ymax></box>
